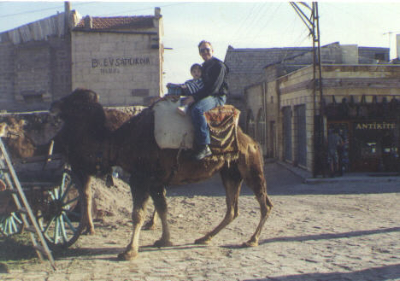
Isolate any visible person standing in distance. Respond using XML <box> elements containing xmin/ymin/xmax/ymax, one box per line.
<box><xmin>182</xmin><ymin>40</ymin><xmax>229</xmax><ymax>160</ymax></box>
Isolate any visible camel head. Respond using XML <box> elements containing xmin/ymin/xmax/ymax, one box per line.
<box><xmin>50</xmin><ymin>88</ymin><xmax>108</xmax><ymax>141</ymax></box>
<box><xmin>0</xmin><ymin>117</ymin><xmax>27</xmax><ymax>138</ymax></box>
<box><xmin>50</xmin><ymin>88</ymin><xmax>100</xmax><ymax>119</ymax></box>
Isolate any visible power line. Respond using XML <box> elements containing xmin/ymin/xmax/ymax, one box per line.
<box><xmin>0</xmin><ymin>4</ymin><xmax>64</xmax><ymax>18</ymax></box>
<box><xmin>0</xmin><ymin>2</ymin><xmax>98</xmax><ymax>18</ymax></box>
<box><xmin>241</xmin><ymin>3</ymin><xmax>272</xmax><ymax>45</ymax></box>
<box><xmin>247</xmin><ymin>2</ymin><xmax>283</xmax><ymax>46</ymax></box>
<box><xmin>228</xmin><ymin>3</ymin><xmax>260</xmax><ymax>46</ymax></box>
<box><xmin>96</xmin><ymin>2</ymin><xmax>190</xmax><ymax>17</ymax></box>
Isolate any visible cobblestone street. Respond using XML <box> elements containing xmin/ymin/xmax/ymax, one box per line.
<box><xmin>1</xmin><ymin>162</ymin><xmax>400</xmax><ymax>281</ymax></box>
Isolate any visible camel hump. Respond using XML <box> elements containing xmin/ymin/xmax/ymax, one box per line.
<box><xmin>153</xmin><ymin>99</ymin><xmax>241</xmax><ymax>156</ymax></box>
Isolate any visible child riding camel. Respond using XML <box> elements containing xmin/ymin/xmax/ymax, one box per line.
<box><xmin>166</xmin><ymin>63</ymin><xmax>204</xmax><ymax>115</ymax></box>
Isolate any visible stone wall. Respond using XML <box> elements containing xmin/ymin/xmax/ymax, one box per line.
<box><xmin>0</xmin><ymin>11</ymin><xmax>75</xmax><ymax>113</ymax></box>
<box><xmin>71</xmin><ymin>31</ymin><xmax>162</xmax><ymax>107</ymax></box>
<box><xmin>0</xmin><ymin>8</ymin><xmax>163</xmax><ymax>112</ymax></box>
<box><xmin>0</xmin><ymin>37</ymin><xmax>72</xmax><ymax>113</ymax></box>
<box><xmin>0</xmin><ymin>106</ymin><xmax>145</xmax><ymax>148</ymax></box>
<box><xmin>0</xmin><ymin>42</ymin><xmax>14</xmax><ymax>110</ymax></box>
<box><xmin>276</xmin><ymin>64</ymin><xmax>400</xmax><ymax>172</ymax></box>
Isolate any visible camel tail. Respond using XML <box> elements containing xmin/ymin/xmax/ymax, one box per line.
<box><xmin>257</xmin><ymin>144</ymin><xmax>273</xmax><ymax>209</ymax></box>
<box><xmin>266</xmin><ymin>194</ymin><xmax>273</xmax><ymax>208</ymax></box>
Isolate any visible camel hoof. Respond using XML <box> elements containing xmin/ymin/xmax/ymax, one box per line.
<box><xmin>242</xmin><ymin>240</ymin><xmax>258</xmax><ymax>247</ymax></box>
<box><xmin>117</xmin><ymin>251</ymin><xmax>138</xmax><ymax>261</ymax></box>
<box><xmin>142</xmin><ymin>221</ymin><xmax>156</xmax><ymax>230</ymax></box>
<box><xmin>195</xmin><ymin>237</ymin><xmax>211</xmax><ymax>245</ymax></box>
<box><xmin>82</xmin><ymin>228</ymin><xmax>95</xmax><ymax>235</ymax></box>
<box><xmin>154</xmin><ymin>239</ymin><xmax>173</xmax><ymax>248</ymax></box>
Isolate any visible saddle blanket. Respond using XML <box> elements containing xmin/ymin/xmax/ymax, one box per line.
<box><xmin>153</xmin><ymin>98</ymin><xmax>240</xmax><ymax>156</ymax></box>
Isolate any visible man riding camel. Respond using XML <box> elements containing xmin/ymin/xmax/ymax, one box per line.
<box><xmin>182</xmin><ymin>40</ymin><xmax>230</xmax><ymax>160</ymax></box>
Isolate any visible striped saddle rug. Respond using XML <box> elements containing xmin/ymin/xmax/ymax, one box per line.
<box><xmin>153</xmin><ymin>98</ymin><xmax>240</xmax><ymax>160</ymax></box>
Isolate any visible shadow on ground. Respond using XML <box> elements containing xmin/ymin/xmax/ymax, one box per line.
<box><xmin>165</xmin><ymin>162</ymin><xmax>400</xmax><ymax>197</ymax></box>
<box><xmin>258</xmin><ymin>227</ymin><xmax>400</xmax><ymax>245</ymax></box>
<box><xmin>245</xmin><ymin>263</ymin><xmax>400</xmax><ymax>281</ymax></box>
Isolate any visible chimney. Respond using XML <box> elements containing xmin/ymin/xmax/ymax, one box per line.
<box><xmin>84</xmin><ymin>15</ymin><xmax>93</xmax><ymax>30</ymax></box>
<box><xmin>155</xmin><ymin>7</ymin><xmax>161</xmax><ymax>19</ymax></box>
<box><xmin>64</xmin><ymin>1</ymin><xmax>71</xmax><ymax>31</ymax></box>
<box><xmin>397</xmin><ymin>34</ymin><xmax>400</xmax><ymax>59</ymax></box>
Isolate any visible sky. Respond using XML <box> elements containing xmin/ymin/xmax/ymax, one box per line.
<box><xmin>0</xmin><ymin>1</ymin><xmax>400</xmax><ymax>84</ymax></box>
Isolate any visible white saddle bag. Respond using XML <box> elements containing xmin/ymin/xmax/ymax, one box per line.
<box><xmin>153</xmin><ymin>98</ymin><xmax>194</xmax><ymax>150</ymax></box>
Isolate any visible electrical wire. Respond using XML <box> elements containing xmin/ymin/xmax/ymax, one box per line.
<box><xmin>0</xmin><ymin>4</ymin><xmax>62</xmax><ymax>18</ymax></box>
<box><xmin>238</xmin><ymin>3</ymin><xmax>271</xmax><ymax>42</ymax></box>
<box><xmin>0</xmin><ymin>2</ymin><xmax>97</xmax><ymax>18</ymax></box>
<box><xmin>96</xmin><ymin>2</ymin><xmax>190</xmax><ymax>17</ymax></box>
<box><xmin>246</xmin><ymin>2</ymin><xmax>283</xmax><ymax>46</ymax></box>
<box><xmin>228</xmin><ymin>3</ymin><xmax>261</xmax><ymax>47</ymax></box>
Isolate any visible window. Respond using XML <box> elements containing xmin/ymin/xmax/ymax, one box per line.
<box><xmin>374</xmin><ymin>53</ymin><xmax>385</xmax><ymax>61</ymax></box>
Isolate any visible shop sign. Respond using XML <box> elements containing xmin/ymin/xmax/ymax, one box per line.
<box><xmin>91</xmin><ymin>57</ymin><xmax>151</xmax><ymax>68</ymax></box>
<box><xmin>355</xmin><ymin>122</ymin><xmax>396</xmax><ymax>130</ymax></box>
<box><xmin>91</xmin><ymin>57</ymin><xmax>151</xmax><ymax>75</ymax></box>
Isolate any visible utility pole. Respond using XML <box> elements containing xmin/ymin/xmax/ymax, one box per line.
<box><xmin>383</xmin><ymin>31</ymin><xmax>395</xmax><ymax>60</ymax></box>
<box><xmin>290</xmin><ymin>2</ymin><xmax>325</xmax><ymax>177</ymax></box>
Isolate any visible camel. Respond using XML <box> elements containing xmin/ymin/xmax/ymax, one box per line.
<box><xmin>50</xmin><ymin>88</ymin><xmax>273</xmax><ymax>260</ymax></box>
<box><xmin>50</xmin><ymin>104</ymin><xmax>136</xmax><ymax>235</ymax></box>
<box><xmin>0</xmin><ymin>117</ymin><xmax>42</xmax><ymax>159</ymax></box>
<box><xmin>0</xmin><ymin>108</ymin><xmax>135</xmax><ymax>235</ymax></box>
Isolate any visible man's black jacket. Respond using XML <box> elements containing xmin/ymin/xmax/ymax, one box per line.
<box><xmin>192</xmin><ymin>57</ymin><xmax>229</xmax><ymax>102</ymax></box>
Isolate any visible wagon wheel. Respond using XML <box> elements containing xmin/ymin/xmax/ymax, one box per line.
<box><xmin>0</xmin><ymin>212</ymin><xmax>23</xmax><ymax>237</ymax></box>
<box><xmin>37</xmin><ymin>169</ymin><xmax>84</xmax><ymax>248</ymax></box>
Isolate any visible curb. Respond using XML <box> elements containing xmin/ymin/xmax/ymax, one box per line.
<box><xmin>275</xmin><ymin>160</ymin><xmax>400</xmax><ymax>184</ymax></box>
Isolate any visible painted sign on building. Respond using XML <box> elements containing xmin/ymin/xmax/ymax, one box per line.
<box><xmin>72</xmin><ymin>31</ymin><xmax>161</xmax><ymax>106</ymax></box>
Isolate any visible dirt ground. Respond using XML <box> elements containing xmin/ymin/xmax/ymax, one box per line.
<box><xmin>1</xmin><ymin>162</ymin><xmax>400</xmax><ymax>281</ymax></box>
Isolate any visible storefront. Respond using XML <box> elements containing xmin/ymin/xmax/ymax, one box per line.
<box><xmin>327</xmin><ymin>100</ymin><xmax>400</xmax><ymax>173</ymax></box>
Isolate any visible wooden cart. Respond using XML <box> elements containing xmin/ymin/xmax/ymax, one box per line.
<box><xmin>0</xmin><ymin>138</ymin><xmax>85</xmax><ymax>253</ymax></box>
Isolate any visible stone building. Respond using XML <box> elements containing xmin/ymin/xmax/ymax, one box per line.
<box><xmin>224</xmin><ymin>46</ymin><xmax>312</xmax><ymax>128</ymax></box>
<box><xmin>72</xmin><ymin>9</ymin><xmax>164</xmax><ymax>106</ymax></box>
<box><xmin>244</xmin><ymin>43</ymin><xmax>400</xmax><ymax>175</ymax></box>
<box><xmin>0</xmin><ymin>4</ymin><xmax>164</xmax><ymax>112</ymax></box>
<box><xmin>225</xmin><ymin>43</ymin><xmax>391</xmax><ymax>129</ymax></box>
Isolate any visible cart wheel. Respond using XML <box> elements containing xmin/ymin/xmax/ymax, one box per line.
<box><xmin>37</xmin><ymin>169</ymin><xmax>84</xmax><ymax>248</ymax></box>
<box><xmin>0</xmin><ymin>212</ymin><xmax>23</xmax><ymax>237</ymax></box>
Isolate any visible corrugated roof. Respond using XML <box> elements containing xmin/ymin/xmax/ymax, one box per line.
<box><xmin>0</xmin><ymin>12</ymin><xmax>70</xmax><ymax>44</ymax></box>
<box><xmin>224</xmin><ymin>46</ymin><xmax>313</xmax><ymax>96</ymax></box>
<box><xmin>225</xmin><ymin>47</ymin><xmax>312</xmax><ymax>73</ymax></box>
<box><xmin>74</xmin><ymin>16</ymin><xmax>155</xmax><ymax>31</ymax></box>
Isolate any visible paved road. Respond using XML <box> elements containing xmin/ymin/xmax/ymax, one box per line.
<box><xmin>1</xmin><ymin>162</ymin><xmax>400</xmax><ymax>280</ymax></box>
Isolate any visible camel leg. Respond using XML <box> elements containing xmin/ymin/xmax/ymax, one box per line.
<box><xmin>143</xmin><ymin>209</ymin><xmax>158</xmax><ymax>230</ymax></box>
<box><xmin>143</xmin><ymin>187</ymin><xmax>167</xmax><ymax>230</ymax></box>
<box><xmin>150</xmin><ymin>185</ymin><xmax>173</xmax><ymax>247</ymax></box>
<box><xmin>240</xmin><ymin>150</ymin><xmax>273</xmax><ymax>247</ymax></box>
<box><xmin>118</xmin><ymin>176</ymin><xmax>150</xmax><ymax>261</ymax></box>
<box><xmin>77</xmin><ymin>173</ymin><xmax>95</xmax><ymax>235</ymax></box>
<box><xmin>195</xmin><ymin>164</ymin><xmax>243</xmax><ymax>245</ymax></box>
